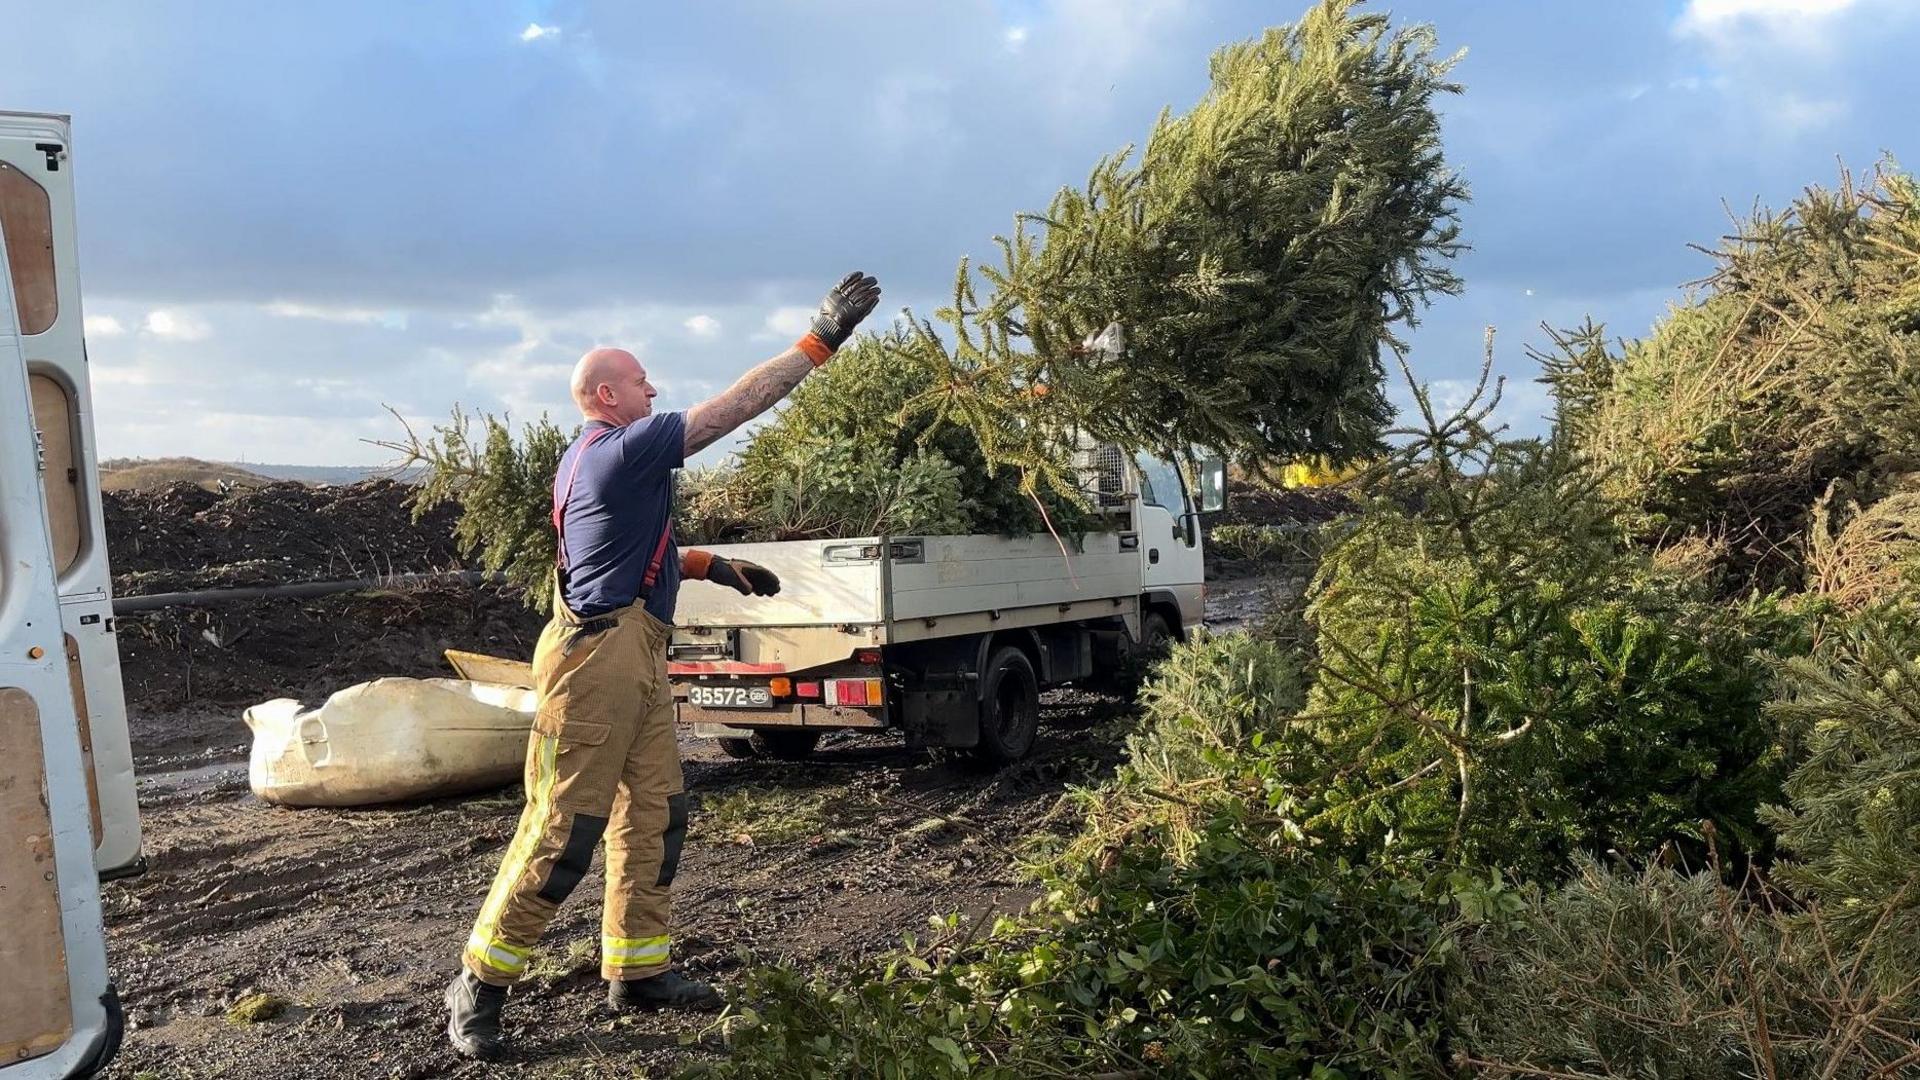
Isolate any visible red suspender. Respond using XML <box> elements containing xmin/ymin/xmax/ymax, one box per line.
<box><xmin>553</xmin><ymin>427</ymin><xmax>618</xmax><ymax>571</ymax></box>
<box><xmin>640</xmin><ymin>519</ymin><xmax>673</xmax><ymax>593</ymax></box>
<box><xmin>552</xmin><ymin>425</ymin><xmax>675</xmax><ymax>595</ymax></box>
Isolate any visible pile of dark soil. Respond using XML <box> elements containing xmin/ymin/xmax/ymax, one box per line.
<box><xmin>117</xmin><ymin>583</ymin><xmax>543</xmax><ymax>718</ymax></box>
<box><xmin>1208</xmin><ymin>483</ymin><xmax>1355</xmax><ymax>528</ymax></box>
<box><xmin>104</xmin><ymin>480</ymin><xmax>542</xmax><ymax>718</ymax></box>
<box><xmin>104</xmin><ymin>479</ymin><xmax>463</xmax><ymax>594</ymax></box>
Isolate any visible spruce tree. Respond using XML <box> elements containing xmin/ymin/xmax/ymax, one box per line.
<box><xmin>895</xmin><ymin>0</ymin><xmax>1467</xmax><ymax>497</ymax></box>
<box><xmin>1764</xmin><ymin>607</ymin><xmax>1920</xmax><ymax>992</ymax></box>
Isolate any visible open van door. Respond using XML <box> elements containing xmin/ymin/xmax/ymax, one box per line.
<box><xmin>0</xmin><ymin>163</ymin><xmax>123</xmax><ymax>1076</ymax></box>
<box><xmin>0</xmin><ymin>112</ymin><xmax>142</xmax><ymax>877</ymax></box>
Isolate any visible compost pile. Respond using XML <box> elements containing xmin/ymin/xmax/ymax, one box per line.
<box><xmin>106</xmin><ymin>478</ymin><xmax>463</xmax><ymax>594</ymax></box>
<box><xmin>105</xmin><ymin>480</ymin><xmax>542</xmax><ymax>713</ymax></box>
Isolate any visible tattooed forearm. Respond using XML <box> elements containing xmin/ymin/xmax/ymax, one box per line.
<box><xmin>684</xmin><ymin>347</ymin><xmax>815</xmax><ymax>455</ymax></box>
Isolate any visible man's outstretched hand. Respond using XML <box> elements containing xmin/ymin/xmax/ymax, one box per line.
<box><xmin>796</xmin><ymin>272</ymin><xmax>881</xmax><ymax>365</ymax></box>
<box><xmin>683</xmin><ymin>550</ymin><xmax>780</xmax><ymax>596</ymax></box>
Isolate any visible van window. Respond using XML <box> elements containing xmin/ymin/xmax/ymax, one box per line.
<box><xmin>0</xmin><ymin>161</ymin><xmax>57</xmax><ymax>335</ymax></box>
<box><xmin>29</xmin><ymin>373</ymin><xmax>82</xmax><ymax>573</ymax></box>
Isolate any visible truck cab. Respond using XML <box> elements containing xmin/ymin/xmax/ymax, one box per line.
<box><xmin>2</xmin><ymin>110</ymin><xmax>131</xmax><ymax>1078</ymax></box>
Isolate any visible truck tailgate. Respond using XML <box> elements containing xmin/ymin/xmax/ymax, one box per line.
<box><xmin>675</xmin><ymin>537</ymin><xmax>886</xmax><ymax>627</ymax></box>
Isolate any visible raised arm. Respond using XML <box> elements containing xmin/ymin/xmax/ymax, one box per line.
<box><xmin>684</xmin><ymin>272</ymin><xmax>881</xmax><ymax>457</ymax></box>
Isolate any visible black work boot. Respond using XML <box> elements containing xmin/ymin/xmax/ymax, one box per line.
<box><xmin>445</xmin><ymin>970</ymin><xmax>509</xmax><ymax>1059</ymax></box>
<box><xmin>607</xmin><ymin>969</ymin><xmax>724</xmax><ymax>1013</ymax></box>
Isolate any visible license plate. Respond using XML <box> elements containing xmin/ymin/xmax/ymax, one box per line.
<box><xmin>687</xmin><ymin>684</ymin><xmax>774</xmax><ymax>709</ymax></box>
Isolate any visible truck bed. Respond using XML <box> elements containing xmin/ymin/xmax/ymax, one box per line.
<box><xmin>672</xmin><ymin>531</ymin><xmax>1140</xmax><ymax>666</ymax></box>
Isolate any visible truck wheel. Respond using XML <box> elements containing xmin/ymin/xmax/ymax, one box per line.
<box><xmin>1138</xmin><ymin>611</ymin><xmax>1174</xmax><ymax>662</ymax></box>
<box><xmin>971</xmin><ymin>647</ymin><xmax>1040</xmax><ymax>763</ymax></box>
<box><xmin>750</xmin><ymin>729</ymin><xmax>822</xmax><ymax>761</ymax></box>
<box><xmin>718</xmin><ymin>737</ymin><xmax>757</xmax><ymax>760</ymax></box>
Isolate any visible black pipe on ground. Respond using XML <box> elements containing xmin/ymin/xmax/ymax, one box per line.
<box><xmin>112</xmin><ymin>570</ymin><xmax>501</xmax><ymax>614</ymax></box>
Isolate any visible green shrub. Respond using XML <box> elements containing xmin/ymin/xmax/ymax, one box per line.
<box><xmin>1209</xmin><ymin>523</ymin><xmax>1317</xmax><ymax>564</ymax></box>
<box><xmin>1058</xmin><ymin>629</ymin><xmax>1307</xmax><ymax>866</ymax></box>
<box><xmin>1764</xmin><ymin>605</ymin><xmax>1920</xmax><ymax>992</ymax></box>
<box><xmin>700</xmin><ymin>822</ymin><xmax>1481</xmax><ymax>1080</ymax></box>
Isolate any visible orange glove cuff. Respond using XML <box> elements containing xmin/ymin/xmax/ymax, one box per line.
<box><xmin>680</xmin><ymin>549</ymin><xmax>714</xmax><ymax>581</ymax></box>
<box><xmin>796</xmin><ymin>333</ymin><xmax>834</xmax><ymax>367</ymax></box>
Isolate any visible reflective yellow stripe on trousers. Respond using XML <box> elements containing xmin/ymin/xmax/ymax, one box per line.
<box><xmin>467</xmin><ymin>932</ymin><xmax>532</xmax><ymax>976</ymax></box>
<box><xmin>466</xmin><ymin>733</ymin><xmax>560</xmax><ymax>977</ymax></box>
<box><xmin>603</xmin><ymin>933</ymin><xmax>671</xmax><ymax>967</ymax></box>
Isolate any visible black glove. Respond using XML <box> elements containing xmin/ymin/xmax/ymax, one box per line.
<box><xmin>806</xmin><ymin>272</ymin><xmax>882</xmax><ymax>352</ymax></box>
<box><xmin>707</xmin><ymin>556</ymin><xmax>781</xmax><ymax>597</ymax></box>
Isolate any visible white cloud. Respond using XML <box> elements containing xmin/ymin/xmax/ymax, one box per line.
<box><xmin>1777</xmin><ymin>94</ymin><xmax>1845</xmax><ymax>131</ymax></box>
<box><xmin>143</xmin><ymin>308</ymin><xmax>210</xmax><ymax>341</ymax></box>
<box><xmin>1003</xmin><ymin>26</ymin><xmax>1029</xmax><ymax>51</ymax></box>
<box><xmin>264</xmin><ymin>300</ymin><xmax>407</xmax><ymax>329</ymax></box>
<box><xmin>683</xmin><ymin>313</ymin><xmax>721</xmax><ymax>338</ymax></box>
<box><xmin>1676</xmin><ymin>0</ymin><xmax>1869</xmax><ymax>52</ymax></box>
<box><xmin>84</xmin><ymin>314</ymin><xmax>125</xmax><ymax>337</ymax></box>
<box><xmin>762</xmin><ymin>306</ymin><xmax>813</xmax><ymax>338</ymax></box>
<box><xmin>1680</xmin><ymin>0</ymin><xmax>1858</xmax><ymax>30</ymax></box>
<box><xmin>519</xmin><ymin>23</ymin><xmax>559</xmax><ymax>43</ymax></box>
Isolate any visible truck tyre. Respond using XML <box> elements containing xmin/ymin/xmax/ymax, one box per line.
<box><xmin>718</xmin><ymin>737</ymin><xmax>757</xmax><ymax>760</ymax></box>
<box><xmin>750</xmin><ymin>729</ymin><xmax>822</xmax><ymax>761</ymax></box>
<box><xmin>971</xmin><ymin>647</ymin><xmax>1040</xmax><ymax>763</ymax></box>
<box><xmin>1138</xmin><ymin>611</ymin><xmax>1174</xmax><ymax>662</ymax></box>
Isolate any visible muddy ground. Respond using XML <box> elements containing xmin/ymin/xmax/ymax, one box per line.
<box><xmin>93</xmin><ymin>481</ymin><xmax>1305</xmax><ymax>1079</ymax></box>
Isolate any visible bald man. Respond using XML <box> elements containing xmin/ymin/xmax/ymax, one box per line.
<box><xmin>447</xmin><ymin>273</ymin><xmax>882</xmax><ymax>1059</ymax></box>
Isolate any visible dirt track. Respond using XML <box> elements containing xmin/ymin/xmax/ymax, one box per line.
<box><xmin>100</xmin><ymin>695</ymin><xmax>1137</xmax><ymax>1080</ymax></box>
<box><xmin>92</xmin><ymin>481</ymin><xmax>1301</xmax><ymax>1078</ymax></box>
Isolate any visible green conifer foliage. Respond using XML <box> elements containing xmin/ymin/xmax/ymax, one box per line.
<box><xmin>894</xmin><ymin>0</ymin><xmax>1467</xmax><ymax>498</ymax></box>
<box><xmin>723</xmin><ymin>334</ymin><xmax>1090</xmax><ymax>541</ymax></box>
<box><xmin>377</xmin><ymin>406</ymin><xmax>572</xmax><ymax>609</ymax></box>
<box><xmin>1301</xmin><ymin>366</ymin><xmax>1790</xmax><ymax>877</ymax></box>
<box><xmin>1764</xmin><ymin>607</ymin><xmax>1920</xmax><ymax>992</ymax></box>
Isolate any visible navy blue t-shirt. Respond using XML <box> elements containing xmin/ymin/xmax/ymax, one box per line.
<box><xmin>554</xmin><ymin>412</ymin><xmax>686</xmax><ymax>624</ymax></box>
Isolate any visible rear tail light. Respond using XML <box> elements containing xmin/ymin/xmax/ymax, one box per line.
<box><xmin>854</xmin><ymin>648</ymin><xmax>883</xmax><ymax>665</ymax></box>
<box><xmin>825</xmin><ymin>678</ymin><xmax>885</xmax><ymax>708</ymax></box>
<box><xmin>795</xmin><ymin>680</ymin><xmax>822</xmax><ymax>700</ymax></box>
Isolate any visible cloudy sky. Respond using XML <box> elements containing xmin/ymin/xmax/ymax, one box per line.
<box><xmin>2</xmin><ymin>0</ymin><xmax>1915</xmax><ymax>466</ymax></box>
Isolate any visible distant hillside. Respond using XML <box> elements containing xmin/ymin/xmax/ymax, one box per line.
<box><xmin>98</xmin><ymin>458</ymin><xmax>422</xmax><ymax>491</ymax></box>
<box><xmin>236</xmin><ymin>462</ymin><xmax>423</xmax><ymax>486</ymax></box>
<box><xmin>99</xmin><ymin>457</ymin><xmax>272</xmax><ymax>492</ymax></box>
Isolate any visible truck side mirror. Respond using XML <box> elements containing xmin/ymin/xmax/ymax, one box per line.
<box><xmin>1197</xmin><ymin>457</ymin><xmax>1226</xmax><ymax>513</ymax></box>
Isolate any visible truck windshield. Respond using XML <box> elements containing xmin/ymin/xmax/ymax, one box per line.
<box><xmin>1133</xmin><ymin>454</ymin><xmax>1185</xmax><ymax>511</ymax></box>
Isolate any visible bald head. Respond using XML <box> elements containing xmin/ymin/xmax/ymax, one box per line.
<box><xmin>571</xmin><ymin>347</ymin><xmax>658</xmax><ymax>425</ymax></box>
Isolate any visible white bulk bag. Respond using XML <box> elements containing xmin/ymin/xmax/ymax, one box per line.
<box><xmin>244</xmin><ymin>677</ymin><xmax>535</xmax><ymax>807</ymax></box>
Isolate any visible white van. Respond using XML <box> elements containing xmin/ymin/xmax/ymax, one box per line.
<box><xmin>1</xmin><ymin>111</ymin><xmax>134</xmax><ymax>1077</ymax></box>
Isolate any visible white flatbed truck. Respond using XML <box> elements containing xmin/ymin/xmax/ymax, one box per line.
<box><xmin>670</xmin><ymin>452</ymin><xmax>1223</xmax><ymax>761</ymax></box>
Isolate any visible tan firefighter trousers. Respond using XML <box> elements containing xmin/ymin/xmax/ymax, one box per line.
<box><xmin>463</xmin><ymin>595</ymin><xmax>687</xmax><ymax>986</ymax></box>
